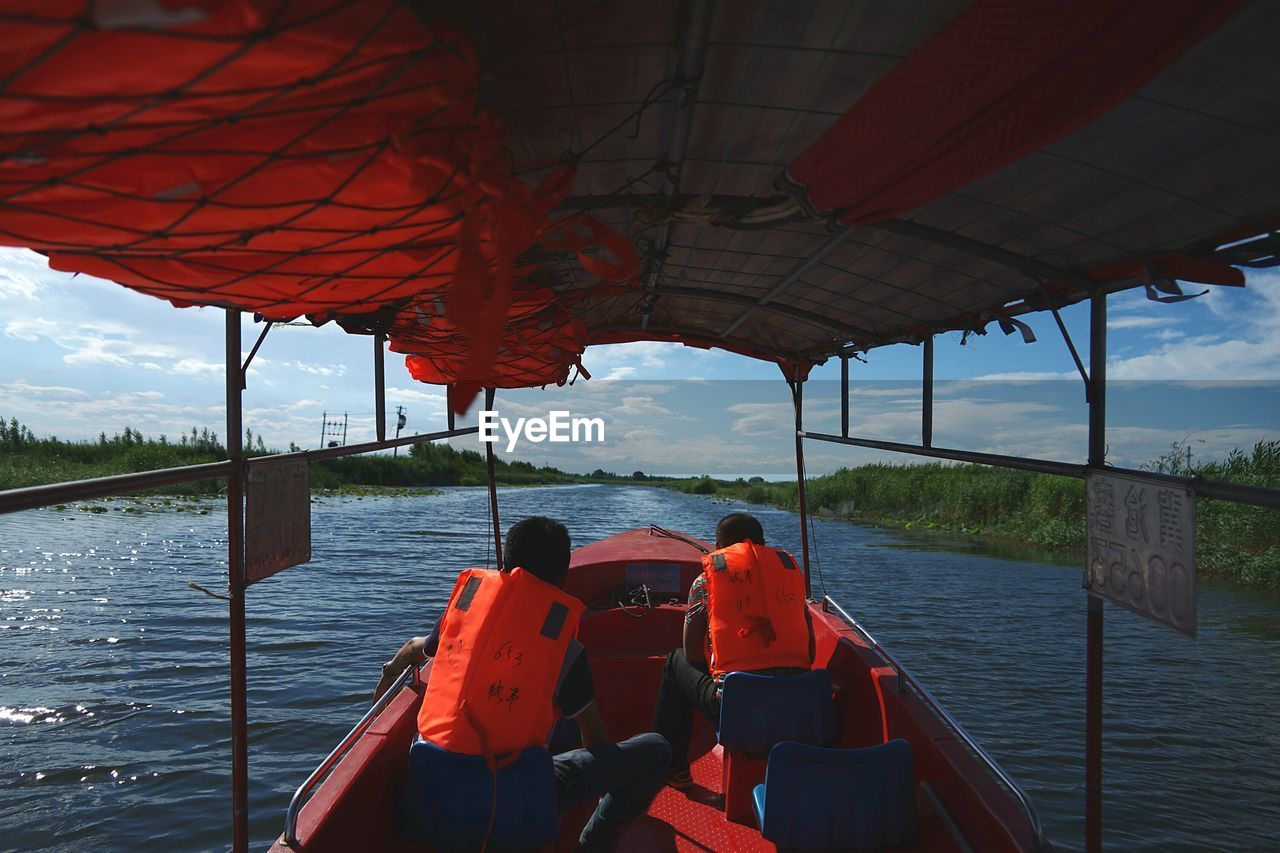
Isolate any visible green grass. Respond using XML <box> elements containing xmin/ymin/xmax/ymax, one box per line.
<box><xmin>6</xmin><ymin>415</ymin><xmax>1275</xmax><ymax>587</ymax></box>
<box><xmin>663</xmin><ymin>442</ymin><xmax>1280</xmax><ymax>589</ymax></box>
<box><xmin>0</xmin><ymin>416</ymin><xmax>671</xmax><ymax>496</ymax></box>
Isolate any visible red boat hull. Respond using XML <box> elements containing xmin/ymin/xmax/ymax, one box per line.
<box><xmin>271</xmin><ymin>529</ymin><xmax>1040</xmax><ymax>851</ymax></box>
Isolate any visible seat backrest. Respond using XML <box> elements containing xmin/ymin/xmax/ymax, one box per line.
<box><xmin>404</xmin><ymin>738</ymin><xmax>559</xmax><ymax>848</ymax></box>
<box><xmin>718</xmin><ymin>669</ymin><xmax>837</xmax><ymax>754</ymax></box>
<box><xmin>760</xmin><ymin>739</ymin><xmax>918</xmax><ymax>850</ymax></box>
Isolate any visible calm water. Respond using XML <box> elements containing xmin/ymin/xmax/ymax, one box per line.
<box><xmin>2</xmin><ymin>485</ymin><xmax>1278</xmax><ymax>851</ymax></box>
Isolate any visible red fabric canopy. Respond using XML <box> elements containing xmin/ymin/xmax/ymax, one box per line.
<box><xmin>785</xmin><ymin>0</ymin><xmax>1248</xmax><ymax>225</ymax></box>
<box><xmin>396</xmin><ymin>285</ymin><xmax>589</xmax><ymax>389</ymax></box>
<box><xmin>0</xmin><ymin>0</ymin><xmax>635</xmax><ymax>411</ymax></box>
<box><xmin>0</xmin><ymin>1</ymin><xmax>1267</xmax><ymax>408</ymax></box>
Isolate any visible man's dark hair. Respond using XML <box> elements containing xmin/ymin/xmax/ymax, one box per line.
<box><xmin>716</xmin><ymin>513</ymin><xmax>765</xmax><ymax>549</ymax></box>
<box><xmin>505</xmin><ymin>516</ymin><xmax>571</xmax><ymax>586</ymax></box>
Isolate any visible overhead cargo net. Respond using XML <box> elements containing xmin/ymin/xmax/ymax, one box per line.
<box><xmin>0</xmin><ymin>0</ymin><xmax>637</xmax><ymax>411</ymax></box>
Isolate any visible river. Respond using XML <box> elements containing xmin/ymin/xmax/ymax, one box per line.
<box><xmin>2</xmin><ymin>485</ymin><xmax>1278</xmax><ymax>851</ymax></box>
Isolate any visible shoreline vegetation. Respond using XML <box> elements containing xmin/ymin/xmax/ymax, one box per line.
<box><xmin>663</xmin><ymin>441</ymin><xmax>1280</xmax><ymax>589</ymax></box>
<box><xmin>3</xmin><ymin>417</ymin><xmax>1276</xmax><ymax>588</ymax></box>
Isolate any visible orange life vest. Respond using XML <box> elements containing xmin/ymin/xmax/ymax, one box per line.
<box><xmin>703</xmin><ymin>541</ymin><xmax>810</xmax><ymax>678</ymax></box>
<box><xmin>417</xmin><ymin>567</ymin><xmax>584</xmax><ymax>760</ymax></box>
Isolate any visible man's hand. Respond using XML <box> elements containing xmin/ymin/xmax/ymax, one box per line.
<box><xmin>575</xmin><ymin>702</ymin><xmax>611</xmax><ymax>751</ymax></box>
<box><xmin>372</xmin><ymin>636</ymin><xmax>427</xmax><ymax>703</ymax></box>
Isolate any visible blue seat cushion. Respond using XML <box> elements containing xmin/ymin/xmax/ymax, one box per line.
<box><xmin>404</xmin><ymin>737</ymin><xmax>559</xmax><ymax>849</ymax></box>
<box><xmin>756</xmin><ymin>739</ymin><xmax>917</xmax><ymax>851</ymax></box>
<box><xmin>718</xmin><ymin>669</ymin><xmax>836</xmax><ymax>755</ymax></box>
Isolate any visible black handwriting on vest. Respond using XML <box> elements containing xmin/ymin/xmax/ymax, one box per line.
<box><xmin>493</xmin><ymin>641</ymin><xmax>525</xmax><ymax>666</ymax></box>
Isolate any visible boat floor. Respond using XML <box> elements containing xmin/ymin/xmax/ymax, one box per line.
<box><xmin>618</xmin><ymin>744</ymin><xmax>767</xmax><ymax>852</ymax></box>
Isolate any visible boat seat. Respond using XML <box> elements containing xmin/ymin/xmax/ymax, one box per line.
<box><xmin>403</xmin><ymin>737</ymin><xmax>559</xmax><ymax>849</ymax></box>
<box><xmin>717</xmin><ymin>669</ymin><xmax>837</xmax><ymax>823</ymax></box>
<box><xmin>752</xmin><ymin>739</ymin><xmax>918</xmax><ymax>851</ymax></box>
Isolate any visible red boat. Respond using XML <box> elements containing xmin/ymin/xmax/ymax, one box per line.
<box><xmin>271</xmin><ymin>527</ymin><xmax>1044</xmax><ymax>852</ymax></box>
<box><xmin>4</xmin><ymin>2</ymin><xmax>1278</xmax><ymax>850</ymax></box>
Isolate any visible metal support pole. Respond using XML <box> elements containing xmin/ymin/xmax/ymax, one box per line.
<box><xmin>1085</xmin><ymin>293</ymin><xmax>1106</xmax><ymax>853</ymax></box>
<box><xmin>225</xmin><ymin>310</ymin><xmax>249</xmax><ymax>853</ymax></box>
<box><xmin>374</xmin><ymin>334</ymin><xmax>386</xmax><ymax>442</ymax></box>
<box><xmin>484</xmin><ymin>387</ymin><xmax>503</xmax><ymax>570</ymax></box>
<box><xmin>922</xmin><ymin>335</ymin><xmax>934</xmax><ymax>448</ymax></box>
<box><xmin>840</xmin><ymin>355</ymin><xmax>849</xmax><ymax>438</ymax></box>
<box><xmin>446</xmin><ymin>384</ymin><xmax>456</xmax><ymax>432</ymax></box>
<box><xmin>791</xmin><ymin>377</ymin><xmax>812</xmax><ymax>597</ymax></box>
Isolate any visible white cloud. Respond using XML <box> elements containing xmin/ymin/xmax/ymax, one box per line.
<box><xmin>0</xmin><ymin>380</ymin><xmax>89</xmax><ymax>400</ymax></box>
<box><xmin>0</xmin><ymin>248</ymin><xmax>43</xmax><ymax>300</ymax></box>
<box><xmin>614</xmin><ymin>395</ymin><xmax>674</xmax><ymax>417</ymax></box>
<box><xmin>385</xmin><ymin>387</ymin><xmax>446</xmax><ymax>404</ymax></box>
<box><xmin>4</xmin><ymin>314</ymin><xmax>203</xmax><ymax>371</ymax></box>
<box><xmin>170</xmin><ymin>358</ymin><xmax>223</xmax><ymax>375</ymax></box>
<box><xmin>581</xmin><ymin>341</ymin><xmax>681</xmax><ymax>381</ymax></box>
<box><xmin>286</xmin><ymin>360</ymin><xmax>348</xmax><ymax>378</ymax></box>
<box><xmin>727</xmin><ymin>402</ymin><xmax>795</xmax><ymax>437</ymax></box>
<box><xmin>972</xmin><ymin>370</ymin><xmax>1073</xmax><ymax>381</ymax></box>
<box><xmin>1109</xmin><ymin>315</ymin><xmax>1178</xmax><ymax>330</ymax></box>
<box><xmin>4</xmin><ymin>317</ymin><xmax>59</xmax><ymax>342</ymax></box>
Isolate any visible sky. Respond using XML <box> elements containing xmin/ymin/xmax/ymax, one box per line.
<box><xmin>1</xmin><ymin>246</ymin><xmax>1278</xmax><ymax>477</ymax></box>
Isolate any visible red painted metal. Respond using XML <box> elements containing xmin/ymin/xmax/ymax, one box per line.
<box><xmin>273</xmin><ymin>529</ymin><xmax>1041</xmax><ymax>852</ymax></box>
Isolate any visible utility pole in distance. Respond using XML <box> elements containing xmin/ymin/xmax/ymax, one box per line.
<box><xmin>393</xmin><ymin>406</ymin><xmax>407</xmax><ymax>456</ymax></box>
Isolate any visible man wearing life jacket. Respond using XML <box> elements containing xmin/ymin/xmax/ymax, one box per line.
<box><xmin>650</xmin><ymin>512</ymin><xmax>814</xmax><ymax>788</ymax></box>
<box><xmin>374</xmin><ymin>516</ymin><xmax>670</xmax><ymax>851</ymax></box>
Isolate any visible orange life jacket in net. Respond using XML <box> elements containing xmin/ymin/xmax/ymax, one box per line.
<box><xmin>702</xmin><ymin>541</ymin><xmax>810</xmax><ymax>678</ymax></box>
<box><xmin>417</xmin><ymin>567</ymin><xmax>584</xmax><ymax>759</ymax></box>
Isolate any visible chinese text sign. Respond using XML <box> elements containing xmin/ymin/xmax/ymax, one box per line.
<box><xmin>1085</xmin><ymin>470</ymin><xmax>1196</xmax><ymax>637</ymax></box>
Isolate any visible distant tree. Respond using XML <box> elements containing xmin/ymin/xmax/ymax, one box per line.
<box><xmin>632</xmin><ymin>470</ymin><xmax>646</xmax><ymax>480</ymax></box>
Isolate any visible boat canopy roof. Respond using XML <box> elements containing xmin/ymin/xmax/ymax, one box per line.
<box><xmin>2</xmin><ymin>1</ymin><xmax>1277</xmax><ymax>409</ymax></box>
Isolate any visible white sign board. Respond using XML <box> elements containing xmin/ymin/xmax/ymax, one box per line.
<box><xmin>1085</xmin><ymin>470</ymin><xmax>1196</xmax><ymax>637</ymax></box>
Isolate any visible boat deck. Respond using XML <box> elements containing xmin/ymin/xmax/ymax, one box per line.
<box><xmin>620</xmin><ymin>745</ymin><xmax>769</xmax><ymax>852</ymax></box>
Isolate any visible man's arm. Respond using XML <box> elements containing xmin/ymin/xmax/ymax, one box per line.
<box><xmin>574</xmin><ymin>702</ymin><xmax>611</xmax><ymax>751</ymax></box>
<box><xmin>372</xmin><ymin>636</ymin><xmax>427</xmax><ymax>702</ymax></box>
<box><xmin>683</xmin><ymin>574</ymin><xmax>709</xmax><ymax>666</ymax></box>
<box><xmin>805</xmin><ymin>606</ymin><xmax>816</xmax><ymax>665</ymax></box>
<box><xmin>683</xmin><ymin>609</ymin><xmax>708</xmax><ymax>666</ymax></box>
